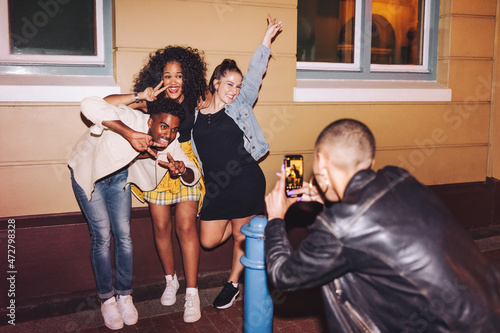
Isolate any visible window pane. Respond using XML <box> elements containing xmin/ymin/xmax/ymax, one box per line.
<box><xmin>371</xmin><ymin>0</ymin><xmax>424</xmax><ymax>65</ymax></box>
<box><xmin>297</xmin><ymin>0</ymin><xmax>356</xmax><ymax>63</ymax></box>
<box><xmin>8</xmin><ymin>0</ymin><xmax>96</xmax><ymax>56</ymax></box>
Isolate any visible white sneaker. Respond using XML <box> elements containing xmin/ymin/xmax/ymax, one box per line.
<box><xmin>161</xmin><ymin>274</ymin><xmax>179</xmax><ymax>306</ymax></box>
<box><xmin>101</xmin><ymin>297</ymin><xmax>124</xmax><ymax>330</ymax></box>
<box><xmin>116</xmin><ymin>295</ymin><xmax>138</xmax><ymax>326</ymax></box>
<box><xmin>183</xmin><ymin>293</ymin><xmax>201</xmax><ymax>323</ymax></box>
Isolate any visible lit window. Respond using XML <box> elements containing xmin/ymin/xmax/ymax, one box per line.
<box><xmin>297</xmin><ymin>0</ymin><xmax>439</xmax><ymax>80</ymax></box>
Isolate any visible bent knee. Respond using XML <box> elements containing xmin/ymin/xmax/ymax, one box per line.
<box><xmin>200</xmin><ymin>236</ymin><xmax>219</xmax><ymax>249</ymax></box>
<box><xmin>233</xmin><ymin>233</ymin><xmax>246</xmax><ymax>243</ymax></box>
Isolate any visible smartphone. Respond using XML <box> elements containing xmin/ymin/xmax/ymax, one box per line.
<box><xmin>284</xmin><ymin>155</ymin><xmax>304</xmax><ymax>197</ymax></box>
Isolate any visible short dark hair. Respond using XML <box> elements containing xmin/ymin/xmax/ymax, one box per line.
<box><xmin>147</xmin><ymin>98</ymin><xmax>186</xmax><ymax>123</ymax></box>
<box><xmin>316</xmin><ymin>118</ymin><xmax>376</xmax><ymax>160</ymax></box>
<box><xmin>208</xmin><ymin>59</ymin><xmax>243</xmax><ymax>94</ymax></box>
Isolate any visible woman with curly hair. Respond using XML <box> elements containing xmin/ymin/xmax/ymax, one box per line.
<box><xmin>104</xmin><ymin>45</ymin><xmax>208</xmax><ymax>323</ymax></box>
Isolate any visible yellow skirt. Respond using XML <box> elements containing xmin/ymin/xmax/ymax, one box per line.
<box><xmin>132</xmin><ymin>141</ymin><xmax>205</xmax><ymax>212</ymax></box>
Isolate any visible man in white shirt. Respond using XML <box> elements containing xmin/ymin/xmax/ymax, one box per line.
<box><xmin>69</xmin><ymin>97</ymin><xmax>199</xmax><ymax>330</ymax></box>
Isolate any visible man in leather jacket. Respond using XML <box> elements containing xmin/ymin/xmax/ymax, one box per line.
<box><xmin>264</xmin><ymin>119</ymin><xmax>500</xmax><ymax>332</ymax></box>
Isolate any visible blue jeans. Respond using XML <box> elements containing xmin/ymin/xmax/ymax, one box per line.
<box><xmin>71</xmin><ymin>168</ymin><xmax>133</xmax><ymax>299</ymax></box>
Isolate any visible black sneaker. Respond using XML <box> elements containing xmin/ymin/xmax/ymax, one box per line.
<box><xmin>213</xmin><ymin>281</ymin><xmax>240</xmax><ymax>309</ymax></box>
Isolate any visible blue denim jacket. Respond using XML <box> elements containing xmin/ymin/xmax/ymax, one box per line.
<box><xmin>192</xmin><ymin>44</ymin><xmax>272</xmax><ymax>166</ymax></box>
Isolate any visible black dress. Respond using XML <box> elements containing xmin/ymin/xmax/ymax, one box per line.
<box><xmin>193</xmin><ymin>108</ymin><xmax>266</xmax><ymax>220</ymax></box>
<box><xmin>178</xmin><ymin>100</ymin><xmax>195</xmax><ymax>143</ymax></box>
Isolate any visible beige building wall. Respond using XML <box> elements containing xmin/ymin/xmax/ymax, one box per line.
<box><xmin>0</xmin><ymin>0</ymin><xmax>499</xmax><ymax>218</ymax></box>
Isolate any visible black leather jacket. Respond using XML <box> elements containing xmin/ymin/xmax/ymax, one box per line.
<box><xmin>265</xmin><ymin>166</ymin><xmax>500</xmax><ymax>332</ymax></box>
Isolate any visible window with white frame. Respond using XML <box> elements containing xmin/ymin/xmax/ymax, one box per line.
<box><xmin>1</xmin><ymin>0</ymin><xmax>104</xmax><ymax>65</ymax></box>
<box><xmin>297</xmin><ymin>0</ymin><xmax>440</xmax><ymax>81</ymax></box>
<box><xmin>0</xmin><ymin>0</ymin><xmax>119</xmax><ymax>102</ymax></box>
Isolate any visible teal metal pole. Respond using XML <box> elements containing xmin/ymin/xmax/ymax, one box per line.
<box><xmin>240</xmin><ymin>215</ymin><xmax>273</xmax><ymax>332</ymax></box>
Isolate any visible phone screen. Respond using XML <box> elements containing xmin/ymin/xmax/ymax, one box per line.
<box><xmin>284</xmin><ymin>155</ymin><xmax>304</xmax><ymax>197</ymax></box>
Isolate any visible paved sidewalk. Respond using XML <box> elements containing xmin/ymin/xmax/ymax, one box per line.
<box><xmin>1</xmin><ymin>284</ymin><xmax>327</xmax><ymax>333</ymax></box>
<box><xmin>2</xmin><ymin>225</ymin><xmax>499</xmax><ymax>333</ymax></box>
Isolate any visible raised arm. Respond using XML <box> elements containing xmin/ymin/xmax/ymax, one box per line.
<box><xmin>102</xmin><ymin>120</ymin><xmax>161</xmax><ymax>154</ymax></box>
<box><xmin>236</xmin><ymin>15</ymin><xmax>283</xmax><ymax>106</ymax></box>
<box><xmin>264</xmin><ymin>166</ymin><xmax>344</xmax><ymax>290</ymax></box>
<box><xmin>81</xmin><ymin>96</ymin><xmax>164</xmax><ymax>154</ymax></box>
<box><xmin>262</xmin><ymin>14</ymin><xmax>283</xmax><ymax>49</ymax></box>
<box><xmin>104</xmin><ymin>93</ymin><xmax>146</xmax><ymax>109</ymax></box>
<box><xmin>104</xmin><ymin>80</ymin><xmax>168</xmax><ymax>109</ymax></box>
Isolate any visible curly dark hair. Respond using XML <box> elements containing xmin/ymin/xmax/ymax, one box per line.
<box><xmin>147</xmin><ymin>98</ymin><xmax>186</xmax><ymax>123</ymax></box>
<box><xmin>133</xmin><ymin>46</ymin><xmax>208</xmax><ymax>113</ymax></box>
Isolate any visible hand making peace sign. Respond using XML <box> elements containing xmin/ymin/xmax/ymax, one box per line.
<box><xmin>139</xmin><ymin>80</ymin><xmax>168</xmax><ymax>102</ymax></box>
<box><xmin>158</xmin><ymin>152</ymin><xmax>186</xmax><ymax>177</ymax></box>
<box><xmin>262</xmin><ymin>14</ymin><xmax>283</xmax><ymax>48</ymax></box>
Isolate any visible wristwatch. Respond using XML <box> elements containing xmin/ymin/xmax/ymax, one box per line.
<box><xmin>133</xmin><ymin>92</ymin><xmax>140</xmax><ymax>103</ymax></box>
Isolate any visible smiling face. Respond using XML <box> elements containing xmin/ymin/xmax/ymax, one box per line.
<box><xmin>214</xmin><ymin>71</ymin><xmax>242</xmax><ymax>105</ymax></box>
<box><xmin>162</xmin><ymin>62</ymin><xmax>184</xmax><ymax>102</ymax></box>
<box><xmin>147</xmin><ymin>113</ymin><xmax>180</xmax><ymax>149</ymax></box>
